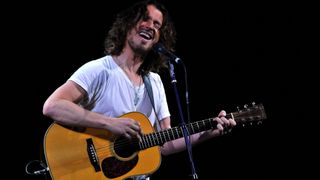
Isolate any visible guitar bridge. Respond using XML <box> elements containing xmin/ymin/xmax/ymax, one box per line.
<box><xmin>86</xmin><ymin>138</ymin><xmax>101</xmax><ymax>172</ymax></box>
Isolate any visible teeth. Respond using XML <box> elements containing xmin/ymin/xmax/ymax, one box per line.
<box><xmin>139</xmin><ymin>32</ymin><xmax>151</xmax><ymax>40</ymax></box>
<box><xmin>139</xmin><ymin>29</ymin><xmax>153</xmax><ymax>40</ymax></box>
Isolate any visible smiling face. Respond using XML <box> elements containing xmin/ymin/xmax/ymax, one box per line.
<box><xmin>127</xmin><ymin>4</ymin><xmax>163</xmax><ymax>55</ymax></box>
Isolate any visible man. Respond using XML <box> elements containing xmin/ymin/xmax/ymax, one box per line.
<box><xmin>43</xmin><ymin>1</ymin><xmax>236</xmax><ymax>179</ymax></box>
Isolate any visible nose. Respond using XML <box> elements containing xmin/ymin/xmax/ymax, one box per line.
<box><xmin>145</xmin><ymin>20</ymin><xmax>155</xmax><ymax>30</ymax></box>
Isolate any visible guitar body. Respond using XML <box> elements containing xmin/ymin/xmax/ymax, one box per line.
<box><xmin>44</xmin><ymin>112</ymin><xmax>161</xmax><ymax>180</ymax></box>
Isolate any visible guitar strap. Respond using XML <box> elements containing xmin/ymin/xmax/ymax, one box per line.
<box><xmin>143</xmin><ymin>74</ymin><xmax>162</xmax><ymax>131</ymax></box>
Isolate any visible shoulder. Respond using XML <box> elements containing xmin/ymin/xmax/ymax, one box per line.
<box><xmin>147</xmin><ymin>72</ymin><xmax>161</xmax><ymax>82</ymax></box>
<box><xmin>69</xmin><ymin>55</ymin><xmax>115</xmax><ymax>87</ymax></box>
<box><xmin>74</xmin><ymin>55</ymin><xmax>117</xmax><ymax>75</ymax></box>
<box><xmin>146</xmin><ymin>72</ymin><xmax>166</xmax><ymax>90</ymax></box>
<box><xmin>81</xmin><ymin>55</ymin><xmax>113</xmax><ymax>70</ymax></box>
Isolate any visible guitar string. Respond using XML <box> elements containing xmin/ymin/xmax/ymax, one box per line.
<box><xmin>93</xmin><ymin>109</ymin><xmax>263</xmax><ymax>153</ymax></box>
<box><xmin>93</xmin><ymin>117</ymin><xmax>219</xmax><ymax>152</ymax></box>
<box><xmin>95</xmin><ymin>118</ymin><xmax>216</xmax><ymax>151</ymax></box>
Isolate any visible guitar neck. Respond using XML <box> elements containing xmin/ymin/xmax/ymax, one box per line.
<box><xmin>139</xmin><ymin>116</ymin><xmax>220</xmax><ymax>150</ymax></box>
<box><xmin>139</xmin><ymin>103</ymin><xmax>266</xmax><ymax>150</ymax></box>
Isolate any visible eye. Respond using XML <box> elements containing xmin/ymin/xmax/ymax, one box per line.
<box><xmin>142</xmin><ymin>14</ymin><xmax>149</xmax><ymax>21</ymax></box>
<box><xmin>154</xmin><ymin>22</ymin><xmax>161</xmax><ymax>30</ymax></box>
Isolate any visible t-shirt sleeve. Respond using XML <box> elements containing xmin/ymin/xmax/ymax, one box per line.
<box><xmin>68</xmin><ymin>60</ymin><xmax>103</xmax><ymax>92</ymax></box>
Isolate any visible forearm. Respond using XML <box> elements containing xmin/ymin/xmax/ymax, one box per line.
<box><xmin>43</xmin><ymin>99</ymin><xmax>111</xmax><ymax>130</ymax></box>
<box><xmin>160</xmin><ymin>129</ymin><xmax>221</xmax><ymax>156</ymax></box>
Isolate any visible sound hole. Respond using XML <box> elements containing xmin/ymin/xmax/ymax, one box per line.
<box><xmin>113</xmin><ymin>136</ymin><xmax>139</xmax><ymax>158</ymax></box>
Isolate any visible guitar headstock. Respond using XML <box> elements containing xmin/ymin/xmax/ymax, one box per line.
<box><xmin>230</xmin><ymin>102</ymin><xmax>267</xmax><ymax>126</ymax></box>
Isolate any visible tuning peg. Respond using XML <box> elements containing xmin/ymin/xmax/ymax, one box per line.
<box><xmin>237</xmin><ymin>106</ymin><xmax>240</xmax><ymax>112</ymax></box>
<box><xmin>244</xmin><ymin>104</ymin><xmax>248</xmax><ymax>109</ymax></box>
<box><xmin>252</xmin><ymin>102</ymin><xmax>256</xmax><ymax>106</ymax></box>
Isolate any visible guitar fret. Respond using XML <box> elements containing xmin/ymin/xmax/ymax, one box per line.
<box><xmin>203</xmin><ymin>120</ymin><xmax>207</xmax><ymax>130</ymax></box>
<box><xmin>208</xmin><ymin>118</ymin><xmax>213</xmax><ymax>127</ymax></box>
<box><xmin>186</xmin><ymin>124</ymin><xmax>190</xmax><ymax>134</ymax></box>
<box><xmin>166</xmin><ymin>129</ymin><xmax>171</xmax><ymax>141</ymax></box>
<box><xmin>197</xmin><ymin>121</ymin><xmax>201</xmax><ymax>131</ymax></box>
<box><xmin>141</xmin><ymin>136</ymin><xmax>146</xmax><ymax>148</ymax></box>
<box><xmin>166</xmin><ymin>130</ymin><xmax>171</xmax><ymax>141</ymax></box>
<box><xmin>141</xmin><ymin>136</ymin><xmax>145</xmax><ymax>149</ymax></box>
<box><xmin>179</xmin><ymin>127</ymin><xmax>183</xmax><ymax>136</ymax></box>
<box><xmin>175</xmin><ymin>128</ymin><xmax>180</xmax><ymax>138</ymax></box>
<box><xmin>151</xmin><ymin>134</ymin><xmax>156</xmax><ymax>146</ymax></box>
<box><xmin>139</xmin><ymin>139</ymin><xmax>143</xmax><ymax>149</ymax></box>
<box><xmin>205</xmin><ymin>120</ymin><xmax>209</xmax><ymax>129</ymax></box>
<box><xmin>148</xmin><ymin>134</ymin><xmax>153</xmax><ymax>147</ymax></box>
<box><xmin>162</xmin><ymin>131</ymin><xmax>167</xmax><ymax>142</ymax></box>
<box><xmin>147</xmin><ymin>134</ymin><xmax>153</xmax><ymax>147</ymax></box>
<box><xmin>143</xmin><ymin>137</ymin><xmax>147</xmax><ymax>149</ymax></box>
<box><xmin>154</xmin><ymin>133</ymin><xmax>160</xmax><ymax>145</ymax></box>
<box><xmin>144</xmin><ymin>134</ymin><xmax>149</xmax><ymax>148</ymax></box>
<box><xmin>170</xmin><ymin>129</ymin><xmax>175</xmax><ymax>139</ymax></box>
<box><xmin>158</xmin><ymin>132</ymin><xmax>163</xmax><ymax>144</ymax></box>
<box><xmin>201</xmin><ymin>119</ymin><xmax>207</xmax><ymax>131</ymax></box>
<box><xmin>196</xmin><ymin>122</ymin><xmax>200</xmax><ymax>131</ymax></box>
<box><xmin>202</xmin><ymin>120</ymin><xmax>206</xmax><ymax>130</ymax></box>
<box><xmin>168</xmin><ymin>130</ymin><xmax>172</xmax><ymax>140</ymax></box>
<box><xmin>141</xmin><ymin>136</ymin><xmax>146</xmax><ymax>149</ymax></box>
<box><xmin>190</xmin><ymin>123</ymin><xmax>195</xmax><ymax>134</ymax></box>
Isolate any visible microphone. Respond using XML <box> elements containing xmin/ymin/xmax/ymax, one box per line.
<box><xmin>153</xmin><ymin>43</ymin><xmax>181</xmax><ymax>64</ymax></box>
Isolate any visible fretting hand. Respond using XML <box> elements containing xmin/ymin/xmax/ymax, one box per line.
<box><xmin>214</xmin><ymin>110</ymin><xmax>237</xmax><ymax>135</ymax></box>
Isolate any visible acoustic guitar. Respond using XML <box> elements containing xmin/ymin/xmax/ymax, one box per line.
<box><xmin>43</xmin><ymin>103</ymin><xmax>266</xmax><ymax>180</ymax></box>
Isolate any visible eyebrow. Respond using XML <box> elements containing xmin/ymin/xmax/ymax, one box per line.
<box><xmin>145</xmin><ymin>14</ymin><xmax>162</xmax><ymax>29</ymax></box>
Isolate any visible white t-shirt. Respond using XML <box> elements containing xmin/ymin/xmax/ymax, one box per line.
<box><xmin>69</xmin><ymin>55</ymin><xmax>170</xmax><ymax>129</ymax></box>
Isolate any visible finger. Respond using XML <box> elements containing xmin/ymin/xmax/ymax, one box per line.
<box><xmin>127</xmin><ymin>128</ymin><xmax>138</xmax><ymax>137</ymax></box>
<box><xmin>131</xmin><ymin>123</ymin><xmax>141</xmax><ymax>133</ymax></box>
<box><xmin>218</xmin><ymin>110</ymin><xmax>226</xmax><ymax>117</ymax></box>
<box><xmin>220</xmin><ymin>117</ymin><xmax>230</xmax><ymax>126</ymax></box>
<box><xmin>136</xmin><ymin>134</ymin><xmax>142</xmax><ymax>141</ymax></box>
<box><xmin>127</xmin><ymin>128</ymin><xmax>142</xmax><ymax>141</ymax></box>
<box><xmin>229</xmin><ymin>118</ymin><xmax>236</xmax><ymax>126</ymax></box>
<box><xmin>129</xmin><ymin>119</ymin><xmax>141</xmax><ymax>131</ymax></box>
<box><xmin>124</xmin><ymin>132</ymin><xmax>132</xmax><ymax>139</ymax></box>
<box><xmin>217</xmin><ymin>124</ymin><xmax>224</xmax><ymax>132</ymax></box>
<box><xmin>215</xmin><ymin>117</ymin><xmax>224</xmax><ymax>125</ymax></box>
<box><xmin>132</xmin><ymin>119</ymin><xmax>140</xmax><ymax>126</ymax></box>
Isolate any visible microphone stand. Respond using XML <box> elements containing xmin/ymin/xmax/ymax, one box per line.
<box><xmin>168</xmin><ymin>58</ymin><xmax>198</xmax><ymax>180</ymax></box>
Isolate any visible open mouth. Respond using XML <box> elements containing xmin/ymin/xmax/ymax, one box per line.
<box><xmin>138</xmin><ymin>28</ymin><xmax>154</xmax><ymax>40</ymax></box>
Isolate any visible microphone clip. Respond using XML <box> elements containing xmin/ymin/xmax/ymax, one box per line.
<box><xmin>153</xmin><ymin>43</ymin><xmax>181</xmax><ymax>64</ymax></box>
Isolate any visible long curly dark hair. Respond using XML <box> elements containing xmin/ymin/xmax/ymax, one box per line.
<box><xmin>104</xmin><ymin>0</ymin><xmax>177</xmax><ymax>76</ymax></box>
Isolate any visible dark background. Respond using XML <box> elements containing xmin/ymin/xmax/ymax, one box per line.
<box><xmin>5</xmin><ymin>0</ymin><xmax>315</xmax><ymax>179</ymax></box>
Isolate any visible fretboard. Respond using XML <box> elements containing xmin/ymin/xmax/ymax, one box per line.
<box><xmin>139</xmin><ymin>117</ymin><xmax>219</xmax><ymax>150</ymax></box>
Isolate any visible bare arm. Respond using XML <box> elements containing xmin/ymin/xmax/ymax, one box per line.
<box><xmin>160</xmin><ymin>111</ymin><xmax>236</xmax><ymax>156</ymax></box>
<box><xmin>43</xmin><ymin>80</ymin><xmax>141</xmax><ymax>139</ymax></box>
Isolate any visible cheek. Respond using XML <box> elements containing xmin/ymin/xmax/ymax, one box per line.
<box><xmin>154</xmin><ymin>32</ymin><xmax>160</xmax><ymax>42</ymax></box>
